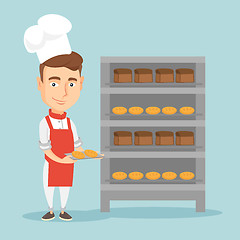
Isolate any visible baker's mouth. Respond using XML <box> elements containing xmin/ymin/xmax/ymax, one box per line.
<box><xmin>52</xmin><ymin>97</ymin><xmax>66</xmax><ymax>105</ymax></box>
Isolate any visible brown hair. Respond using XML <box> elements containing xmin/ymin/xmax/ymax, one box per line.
<box><xmin>39</xmin><ymin>51</ymin><xmax>83</xmax><ymax>81</ymax></box>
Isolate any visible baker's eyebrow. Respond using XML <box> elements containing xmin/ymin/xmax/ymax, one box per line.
<box><xmin>49</xmin><ymin>76</ymin><xmax>61</xmax><ymax>80</ymax></box>
<box><xmin>68</xmin><ymin>77</ymin><xmax>77</xmax><ymax>81</ymax></box>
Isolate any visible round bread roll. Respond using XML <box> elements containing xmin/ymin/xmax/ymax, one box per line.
<box><xmin>179</xmin><ymin>172</ymin><xmax>195</xmax><ymax>180</ymax></box>
<box><xmin>128</xmin><ymin>107</ymin><xmax>144</xmax><ymax>115</ymax></box>
<box><xmin>162</xmin><ymin>171</ymin><xmax>177</xmax><ymax>180</ymax></box>
<box><xmin>129</xmin><ymin>171</ymin><xmax>144</xmax><ymax>180</ymax></box>
<box><xmin>162</xmin><ymin>107</ymin><xmax>177</xmax><ymax>115</ymax></box>
<box><xmin>145</xmin><ymin>172</ymin><xmax>161</xmax><ymax>180</ymax></box>
<box><xmin>84</xmin><ymin>149</ymin><xmax>98</xmax><ymax>158</ymax></box>
<box><xmin>112</xmin><ymin>172</ymin><xmax>127</xmax><ymax>180</ymax></box>
<box><xmin>179</xmin><ymin>107</ymin><xmax>195</xmax><ymax>115</ymax></box>
<box><xmin>112</xmin><ymin>106</ymin><xmax>127</xmax><ymax>115</ymax></box>
<box><xmin>145</xmin><ymin>107</ymin><xmax>161</xmax><ymax>115</ymax></box>
<box><xmin>72</xmin><ymin>151</ymin><xmax>85</xmax><ymax>159</ymax></box>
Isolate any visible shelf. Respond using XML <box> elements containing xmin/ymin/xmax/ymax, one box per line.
<box><xmin>101</xmin><ymin>56</ymin><xmax>205</xmax><ymax>63</ymax></box>
<box><xmin>108</xmin><ymin>179</ymin><xmax>203</xmax><ymax>184</ymax></box>
<box><xmin>101</xmin><ymin>183</ymin><xmax>205</xmax><ymax>191</ymax></box>
<box><xmin>101</xmin><ymin>120</ymin><xmax>205</xmax><ymax>127</ymax></box>
<box><xmin>106</xmin><ymin>145</ymin><xmax>203</xmax><ymax>152</ymax></box>
<box><xmin>107</xmin><ymin>113</ymin><xmax>199</xmax><ymax>117</ymax></box>
<box><xmin>107</xmin><ymin>112</ymin><xmax>202</xmax><ymax>121</ymax></box>
<box><xmin>102</xmin><ymin>151</ymin><xmax>205</xmax><ymax>158</ymax></box>
<box><xmin>101</xmin><ymin>86</ymin><xmax>205</xmax><ymax>93</ymax></box>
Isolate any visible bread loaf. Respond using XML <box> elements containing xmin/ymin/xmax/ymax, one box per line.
<box><xmin>114</xmin><ymin>69</ymin><xmax>132</xmax><ymax>83</ymax></box>
<box><xmin>176</xmin><ymin>69</ymin><xmax>194</xmax><ymax>83</ymax></box>
<box><xmin>134</xmin><ymin>69</ymin><xmax>153</xmax><ymax>83</ymax></box>
<box><xmin>155</xmin><ymin>131</ymin><xmax>174</xmax><ymax>145</ymax></box>
<box><xmin>155</xmin><ymin>68</ymin><xmax>174</xmax><ymax>83</ymax></box>
<box><xmin>114</xmin><ymin>131</ymin><xmax>132</xmax><ymax>145</ymax></box>
<box><xmin>176</xmin><ymin>131</ymin><xmax>194</xmax><ymax>145</ymax></box>
<box><xmin>134</xmin><ymin>131</ymin><xmax>153</xmax><ymax>145</ymax></box>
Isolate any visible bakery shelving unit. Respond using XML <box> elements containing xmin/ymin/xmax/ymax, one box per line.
<box><xmin>100</xmin><ymin>57</ymin><xmax>205</xmax><ymax>212</ymax></box>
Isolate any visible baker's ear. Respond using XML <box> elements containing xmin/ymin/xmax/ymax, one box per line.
<box><xmin>80</xmin><ymin>76</ymin><xmax>84</xmax><ymax>84</ymax></box>
<box><xmin>80</xmin><ymin>76</ymin><xmax>84</xmax><ymax>91</ymax></box>
<box><xmin>37</xmin><ymin>77</ymin><xmax>42</xmax><ymax>91</ymax></box>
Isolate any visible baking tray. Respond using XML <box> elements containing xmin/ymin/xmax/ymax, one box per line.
<box><xmin>108</xmin><ymin>179</ymin><xmax>202</xmax><ymax>184</ymax></box>
<box><xmin>66</xmin><ymin>152</ymin><xmax>103</xmax><ymax>160</ymax></box>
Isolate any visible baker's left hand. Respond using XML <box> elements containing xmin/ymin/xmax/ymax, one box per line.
<box><xmin>95</xmin><ymin>151</ymin><xmax>104</xmax><ymax>159</ymax></box>
<box><xmin>75</xmin><ymin>146</ymin><xmax>84</xmax><ymax>152</ymax></box>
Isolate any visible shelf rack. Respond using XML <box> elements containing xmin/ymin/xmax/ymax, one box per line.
<box><xmin>100</xmin><ymin>56</ymin><xmax>205</xmax><ymax>212</ymax></box>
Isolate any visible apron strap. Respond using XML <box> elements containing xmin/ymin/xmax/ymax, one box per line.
<box><xmin>45</xmin><ymin>115</ymin><xmax>54</xmax><ymax>130</ymax></box>
<box><xmin>45</xmin><ymin>115</ymin><xmax>72</xmax><ymax>130</ymax></box>
<box><xmin>67</xmin><ymin>117</ymin><xmax>72</xmax><ymax>131</ymax></box>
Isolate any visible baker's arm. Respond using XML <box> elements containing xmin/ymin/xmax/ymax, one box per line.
<box><xmin>70</xmin><ymin>119</ymin><xmax>84</xmax><ymax>151</ymax></box>
<box><xmin>44</xmin><ymin>149</ymin><xmax>77</xmax><ymax>164</ymax></box>
<box><xmin>70</xmin><ymin>120</ymin><xmax>104</xmax><ymax>158</ymax></box>
<box><xmin>39</xmin><ymin>118</ymin><xmax>77</xmax><ymax>164</ymax></box>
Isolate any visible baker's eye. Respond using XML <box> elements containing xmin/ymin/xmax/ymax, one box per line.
<box><xmin>50</xmin><ymin>82</ymin><xmax>59</xmax><ymax>87</ymax></box>
<box><xmin>69</xmin><ymin>82</ymin><xmax>76</xmax><ymax>87</ymax></box>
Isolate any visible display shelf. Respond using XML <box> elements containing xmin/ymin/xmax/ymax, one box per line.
<box><xmin>105</xmin><ymin>82</ymin><xmax>203</xmax><ymax>88</ymax></box>
<box><xmin>107</xmin><ymin>113</ymin><xmax>199</xmax><ymax>117</ymax></box>
<box><xmin>101</xmin><ymin>87</ymin><xmax>205</xmax><ymax>94</ymax></box>
<box><xmin>107</xmin><ymin>145</ymin><xmax>201</xmax><ymax>152</ymax></box>
<box><xmin>107</xmin><ymin>112</ymin><xmax>202</xmax><ymax>121</ymax></box>
<box><xmin>101</xmin><ymin>120</ymin><xmax>205</xmax><ymax>127</ymax></box>
<box><xmin>102</xmin><ymin>151</ymin><xmax>205</xmax><ymax>158</ymax></box>
<box><xmin>101</xmin><ymin>183</ymin><xmax>205</xmax><ymax>191</ymax></box>
<box><xmin>101</xmin><ymin>56</ymin><xmax>205</xmax><ymax>212</ymax></box>
<box><xmin>101</xmin><ymin>56</ymin><xmax>205</xmax><ymax>63</ymax></box>
<box><xmin>108</xmin><ymin>179</ymin><xmax>203</xmax><ymax>184</ymax></box>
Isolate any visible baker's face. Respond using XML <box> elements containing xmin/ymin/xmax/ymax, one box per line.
<box><xmin>37</xmin><ymin>66</ymin><xmax>84</xmax><ymax>112</ymax></box>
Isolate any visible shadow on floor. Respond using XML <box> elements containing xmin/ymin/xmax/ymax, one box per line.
<box><xmin>22</xmin><ymin>207</ymin><xmax>222</xmax><ymax>222</ymax></box>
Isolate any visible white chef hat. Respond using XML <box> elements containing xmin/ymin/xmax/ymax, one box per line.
<box><xmin>24</xmin><ymin>14</ymin><xmax>72</xmax><ymax>63</ymax></box>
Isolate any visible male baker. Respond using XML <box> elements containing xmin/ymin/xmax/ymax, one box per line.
<box><xmin>24</xmin><ymin>14</ymin><xmax>102</xmax><ymax>221</ymax></box>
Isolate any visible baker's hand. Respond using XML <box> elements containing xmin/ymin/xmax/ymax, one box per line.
<box><xmin>62</xmin><ymin>155</ymin><xmax>77</xmax><ymax>164</ymax></box>
<box><xmin>75</xmin><ymin>146</ymin><xmax>84</xmax><ymax>152</ymax></box>
<box><xmin>94</xmin><ymin>151</ymin><xmax>104</xmax><ymax>160</ymax></box>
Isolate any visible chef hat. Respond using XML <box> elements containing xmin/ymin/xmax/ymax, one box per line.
<box><xmin>24</xmin><ymin>14</ymin><xmax>72</xmax><ymax>63</ymax></box>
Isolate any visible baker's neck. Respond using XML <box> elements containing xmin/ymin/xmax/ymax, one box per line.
<box><xmin>49</xmin><ymin>108</ymin><xmax>67</xmax><ymax>120</ymax></box>
<box><xmin>51</xmin><ymin>108</ymin><xmax>64</xmax><ymax>115</ymax></box>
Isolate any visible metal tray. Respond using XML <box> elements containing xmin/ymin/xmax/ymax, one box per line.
<box><xmin>66</xmin><ymin>152</ymin><xmax>103</xmax><ymax>160</ymax></box>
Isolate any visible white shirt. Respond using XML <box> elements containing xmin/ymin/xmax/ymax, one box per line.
<box><xmin>39</xmin><ymin>116</ymin><xmax>83</xmax><ymax>150</ymax></box>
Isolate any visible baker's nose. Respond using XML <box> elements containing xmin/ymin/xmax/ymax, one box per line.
<box><xmin>62</xmin><ymin>82</ymin><xmax>68</xmax><ymax>97</ymax></box>
<box><xmin>58</xmin><ymin>82</ymin><xmax>68</xmax><ymax>97</ymax></box>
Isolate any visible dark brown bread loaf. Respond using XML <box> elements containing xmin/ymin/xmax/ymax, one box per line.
<box><xmin>134</xmin><ymin>131</ymin><xmax>153</xmax><ymax>145</ymax></box>
<box><xmin>176</xmin><ymin>69</ymin><xmax>194</xmax><ymax>83</ymax></box>
<box><xmin>155</xmin><ymin>131</ymin><xmax>174</xmax><ymax>145</ymax></box>
<box><xmin>134</xmin><ymin>69</ymin><xmax>153</xmax><ymax>83</ymax></box>
<box><xmin>176</xmin><ymin>131</ymin><xmax>194</xmax><ymax>145</ymax></box>
<box><xmin>114</xmin><ymin>131</ymin><xmax>132</xmax><ymax>145</ymax></box>
<box><xmin>155</xmin><ymin>69</ymin><xmax>174</xmax><ymax>83</ymax></box>
<box><xmin>114</xmin><ymin>69</ymin><xmax>132</xmax><ymax>83</ymax></box>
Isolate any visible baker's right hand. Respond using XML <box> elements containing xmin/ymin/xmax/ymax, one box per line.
<box><xmin>62</xmin><ymin>155</ymin><xmax>78</xmax><ymax>164</ymax></box>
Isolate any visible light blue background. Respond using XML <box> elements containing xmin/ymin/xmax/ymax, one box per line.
<box><xmin>1</xmin><ymin>0</ymin><xmax>239</xmax><ymax>239</ymax></box>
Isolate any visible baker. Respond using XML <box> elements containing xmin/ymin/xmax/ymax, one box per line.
<box><xmin>24</xmin><ymin>14</ymin><xmax>103</xmax><ymax>221</ymax></box>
